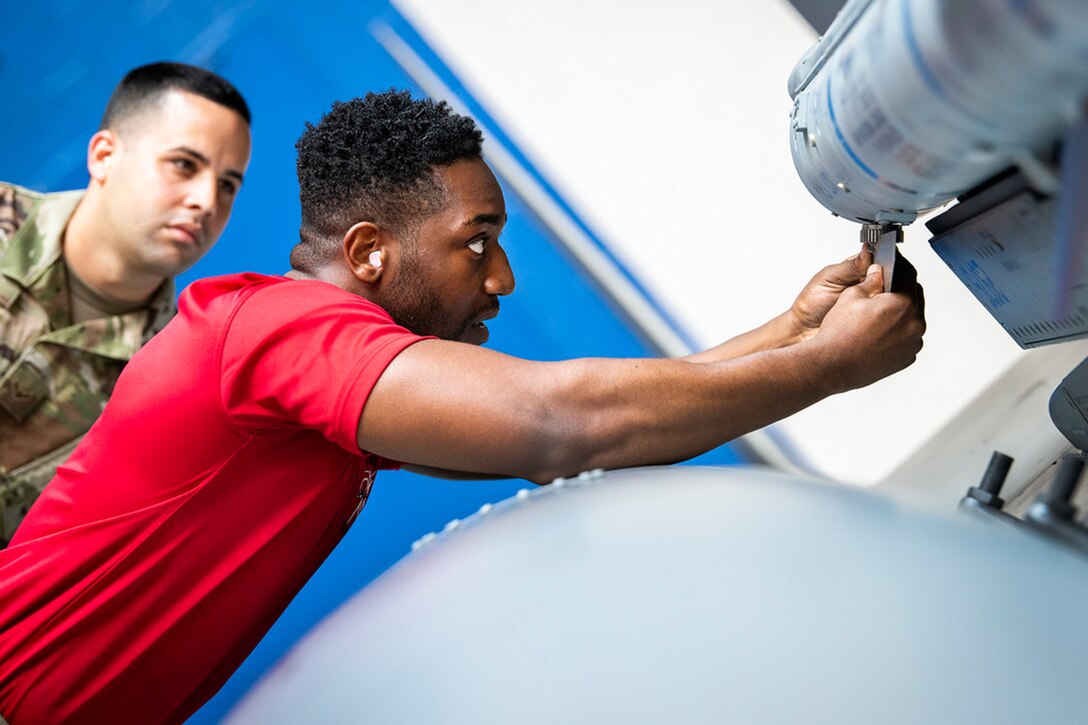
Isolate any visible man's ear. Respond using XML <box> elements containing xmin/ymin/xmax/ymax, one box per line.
<box><xmin>87</xmin><ymin>130</ymin><xmax>119</xmax><ymax>183</ymax></box>
<box><xmin>343</xmin><ymin>221</ymin><xmax>386</xmax><ymax>284</ymax></box>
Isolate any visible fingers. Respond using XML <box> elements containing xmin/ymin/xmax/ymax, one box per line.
<box><xmin>856</xmin><ymin>263</ymin><xmax>884</xmax><ymax>297</ymax></box>
<box><xmin>817</xmin><ymin>241</ymin><xmax>880</xmax><ymax>290</ymax></box>
<box><xmin>824</xmin><ymin>241</ymin><xmax>874</xmax><ymax>280</ymax></box>
<box><xmin>857</xmin><ymin>242</ymin><xmax>874</xmax><ymax>271</ymax></box>
<box><xmin>820</xmin><ymin>253</ymin><xmax>872</xmax><ymax>290</ymax></box>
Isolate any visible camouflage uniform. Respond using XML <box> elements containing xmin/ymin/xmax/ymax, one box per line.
<box><xmin>0</xmin><ymin>182</ymin><xmax>175</xmax><ymax>546</ymax></box>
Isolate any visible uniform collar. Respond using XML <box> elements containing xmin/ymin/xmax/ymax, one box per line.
<box><xmin>0</xmin><ymin>189</ymin><xmax>82</xmax><ymax>290</ymax></box>
<box><xmin>143</xmin><ymin>276</ymin><xmax>177</xmax><ymax>340</ymax></box>
<box><xmin>0</xmin><ymin>189</ymin><xmax>176</xmax><ymax>346</ymax></box>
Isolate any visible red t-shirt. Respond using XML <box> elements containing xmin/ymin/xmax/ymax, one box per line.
<box><xmin>0</xmin><ymin>273</ymin><xmax>425</xmax><ymax>723</ymax></box>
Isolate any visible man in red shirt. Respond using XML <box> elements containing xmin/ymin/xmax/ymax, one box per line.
<box><xmin>0</xmin><ymin>90</ymin><xmax>925</xmax><ymax>723</ymax></box>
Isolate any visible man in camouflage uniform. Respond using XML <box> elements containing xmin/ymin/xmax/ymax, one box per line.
<box><xmin>0</xmin><ymin>62</ymin><xmax>251</xmax><ymax>545</ymax></box>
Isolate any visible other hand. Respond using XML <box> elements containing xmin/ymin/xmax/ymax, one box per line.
<box><xmin>787</xmin><ymin>246</ymin><xmax>872</xmax><ymax>341</ymax></box>
<box><xmin>806</xmin><ymin>261</ymin><xmax>927</xmax><ymax>392</ymax></box>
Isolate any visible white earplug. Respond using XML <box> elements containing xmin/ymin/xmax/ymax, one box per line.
<box><xmin>369</xmin><ymin>250</ymin><xmax>382</xmax><ymax>268</ymax></box>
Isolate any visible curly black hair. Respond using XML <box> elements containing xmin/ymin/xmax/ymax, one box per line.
<box><xmin>291</xmin><ymin>90</ymin><xmax>484</xmax><ymax>272</ymax></box>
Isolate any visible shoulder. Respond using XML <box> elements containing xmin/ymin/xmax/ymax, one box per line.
<box><xmin>180</xmin><ymin>272</ymin><xmax>376</xmax><ymax>308</ymax></box>
<box><xmin>0</xmin><ymin>181</ymin><xmax>48</xmax><ymax>247</ymax></box>
<box><xmin>179</xmin><ymin>273</ymin><xmax>397</xmax><ymax>334</ymax></box>
<box><xmin>239</xmin><ymin>275</ymin><xmax>395</xmax><ymax>324</ymax></box>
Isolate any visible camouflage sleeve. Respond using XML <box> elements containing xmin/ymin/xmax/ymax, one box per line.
<box><xmin>0</xmin><ymin>182</ymin><xmax>78</xmax><ymax>547</ymax></box>
<box><xmin>0</xmin><ymin>435</ymin><xmax>83</xmax><ymax>547</ymax></box>
<box><xmin>0</xmin><ymin>182</ymin><xmax>33</xmax><ymax>248</ymax></box>
<box><xmin>0</xmin><ymin>184</ymin><xmax>18</xmax><ymax>241</ymax></box>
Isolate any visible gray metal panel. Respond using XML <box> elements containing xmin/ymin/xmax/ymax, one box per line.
<box><xmin>930</xmin><ymin>192</ymin><xmax>1088</xmax><ymax>348</ymax></box>
<box><xmin>787</xmin><ymin>0</ymin><xmax>846</xmax><ymax>33</ymax></box>
<box><xmin>231</xmin><ymin>466</ymin><xmax>1088</xmax><ymax>724</ymax></box>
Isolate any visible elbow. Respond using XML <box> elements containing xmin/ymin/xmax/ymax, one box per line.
<box><xmin>504</xmin><ymin>360</ymin><xmax>637</xmax><ymax>485</ymax></box>
<box><xmin>515</xmin><ymin>400</ymin><xmax>621</xmax><ymax>485</ymax></box>
<box><xmin>514</xmin><ymin>416</ymin><xmax>589</xmax><ymax>485</ymax></box>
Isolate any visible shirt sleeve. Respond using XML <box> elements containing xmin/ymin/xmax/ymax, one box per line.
<box><xmin>218</xmin><ymin>280</ymin><xmax>428</xmax><ymax>454</ymax></box>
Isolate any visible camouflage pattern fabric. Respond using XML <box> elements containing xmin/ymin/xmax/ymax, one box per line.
<box><xmin>0</xmin><ymin>183</ymin><xmax>176</xmax><ymax>546</ymax></box>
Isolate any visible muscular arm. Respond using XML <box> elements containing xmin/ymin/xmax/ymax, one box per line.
<box><xmin>362</xmin><ymin>262</ymin><xmax>924</xmax><ymax>484</ymax></box>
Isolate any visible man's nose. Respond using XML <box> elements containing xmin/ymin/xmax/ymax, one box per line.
<box><xmin>185</xmin><ymin>173</ymin><xmax>218</xmax><ymax>217</ymax></box>
<box><xmin>484</xmin><ymin>243</ymin><xmax>515</xmax><ymax>296</ymax></box>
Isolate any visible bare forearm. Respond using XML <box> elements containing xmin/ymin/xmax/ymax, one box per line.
<box><xmin>542</xmin><ymin>342</ymin><xmax>838</xmax><ymax>477</ymax></box>
<box><xmin>681</xmin><ymin>311</ymin><xmax>804</xmax><ymax>364</ymax></box>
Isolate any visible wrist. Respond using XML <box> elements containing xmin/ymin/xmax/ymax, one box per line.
<box><xmin>771</xmin><ymin>308</ymin><xmax>811</xmax><ymax>348</ymax></box>
<box><xmin>794</xmin><ymin>335</ymin><xmax>853</xmax><ymax>396</ymax></box>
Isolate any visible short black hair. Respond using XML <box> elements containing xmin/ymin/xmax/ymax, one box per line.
<box><xmin>99</xmin><ymin>61</ymin><xmax>251</xmax><ymax>130</ymax></box>
<box><xmin>291</xmin><ymin>90</ymin><xmax>483</xmax><ymax>272</ymax></box>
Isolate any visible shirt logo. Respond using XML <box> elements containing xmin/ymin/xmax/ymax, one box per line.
<box><xmin>346</xmin><ymin>468</ymin><xmax>376</xmax><ymax>526</ymax></box>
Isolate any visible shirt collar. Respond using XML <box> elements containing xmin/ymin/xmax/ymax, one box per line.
<box><xmin>0</xmin><ymin>189</ymin><xmax>177</xmax><ymax>342</ymax></box>
<box><xmin>0</xmin><ymin>189</ymin><xmax>82</xmax><ymax>289</ymax></box>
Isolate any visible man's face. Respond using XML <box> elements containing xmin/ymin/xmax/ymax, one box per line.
<box><xmin>94</xmin><ymin>89</ymin><xmax>252</xmax><ymax>278</ymax></box>
<box><xmin>379</xmin><ymin>158</ymin><xmax>514</xmax><ymax>344</ymax></box>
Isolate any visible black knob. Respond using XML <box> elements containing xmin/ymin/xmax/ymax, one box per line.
<box><xmin>965</xmin><ymin>451</ymin><xmax>1013</xmax><ymax>510</ymax></box>
<box><xmin>1039</xmin><ymin>455</ymin><xmax>1086</xmax><ymax>521</ymax></box>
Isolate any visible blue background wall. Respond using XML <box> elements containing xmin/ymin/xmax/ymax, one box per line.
<box><xmin>1</xmin><ymin>2</ymin><xmax>742</xmax><ymax>719</ymax></box>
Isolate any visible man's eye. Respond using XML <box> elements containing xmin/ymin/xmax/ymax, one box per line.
<box><xmin>171</xmin><ymin>158</ymin><xmax>196</xmax><ymax>173</ymax></box>
<box><xmin>219</xmin><ymin>179</ymin><xmax>238</xmax><ymax>196</ymax></box>
<box><xmin>468</xmin><ymin>239</ymin><xmax>486</xmax><ymax>255</ymax></box>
